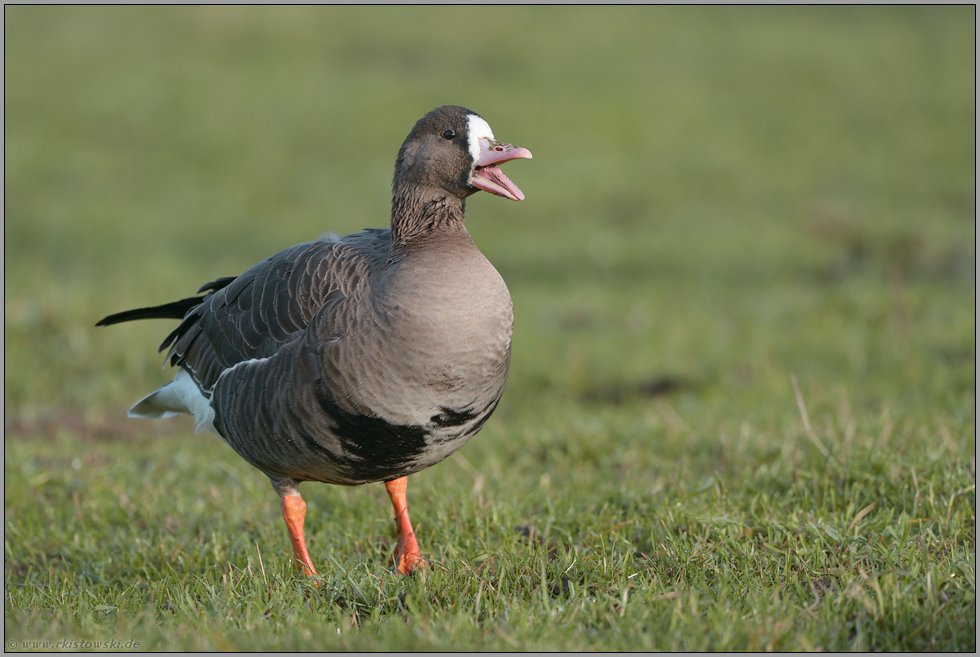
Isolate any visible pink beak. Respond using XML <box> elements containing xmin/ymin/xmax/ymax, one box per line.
<box><xmin>470</xmin><ymin>138</ymin><xmax>533</xmax><ymax>201</ymax></box>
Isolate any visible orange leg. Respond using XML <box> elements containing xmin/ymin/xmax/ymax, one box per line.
<box><xmin>281</xmin><ymin>494</ymin><xmax>318</xmax><ymax>579</ymax></box>
<box><xmin>385</xmin><ymin>477</ymin><xmax>424</xmax><ymax>575</ymax></box>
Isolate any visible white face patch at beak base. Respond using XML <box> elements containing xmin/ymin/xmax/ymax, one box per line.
<box><xmin>465</xmin><ymin>112</ymin><xmax>532</xmax><ymax>201</ymax></box>
<box><xmin>466</xmin><ymin>114</ymin><xmax>495</xmax><ymax>163</ymax></box>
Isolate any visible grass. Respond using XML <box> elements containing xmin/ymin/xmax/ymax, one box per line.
<box><xmin>4</xmin><ymin>5</ymin><xmax>975</xmax><ymax>651</ymax></box>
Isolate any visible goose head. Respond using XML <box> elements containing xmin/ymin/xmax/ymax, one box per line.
<box><xmin>393</xmin><ymin>105</ymin><xmax>532</xmax><ymax>202</ymax></box>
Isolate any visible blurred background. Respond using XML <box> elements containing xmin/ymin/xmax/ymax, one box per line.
<box><xmin>5</xmin><ymin>5</ymin><xmax>975</xmax><ymax>459</ymax></box>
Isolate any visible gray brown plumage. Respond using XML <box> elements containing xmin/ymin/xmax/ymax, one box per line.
<box><xmin>97</xmin><ymin>105</ymin><xmax>532</xmax><ymax>576</ymax></box>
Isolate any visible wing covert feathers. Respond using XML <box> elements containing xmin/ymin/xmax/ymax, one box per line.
<box><xmin>104</xmin><ymin>231</ymin><xmax>390</xmax><ymax>393</ymax></box>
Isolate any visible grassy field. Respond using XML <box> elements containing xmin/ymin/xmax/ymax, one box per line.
<box><xmin>4</xmin><ymin>6</ymin><xmax>975</xmax><ymax>651</ymax></box>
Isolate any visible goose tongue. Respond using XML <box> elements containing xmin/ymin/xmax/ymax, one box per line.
<box><xmin>471</xmin><ymin>138</ymin><xmax>532</xmax><ymax>201</ymax></box>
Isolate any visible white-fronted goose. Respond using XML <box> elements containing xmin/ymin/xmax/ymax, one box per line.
<box><xmin>97</xmin><ymin>106</ymin><xmax>532</xmax><ymax>577</ymax></box>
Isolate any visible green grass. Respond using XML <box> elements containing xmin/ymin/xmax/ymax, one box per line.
<box><xmin>5</xmin><ymin>6</ymin><xmax>975</xmax><ymax>651</ymax></box>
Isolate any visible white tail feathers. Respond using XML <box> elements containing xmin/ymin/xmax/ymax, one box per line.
<box><xmin>128</xmin><ymin>369</ymin><xmax>216</xmax><ymax>433</ymax></box>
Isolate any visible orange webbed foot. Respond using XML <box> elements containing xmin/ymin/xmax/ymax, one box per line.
<box><xmin>385</xmin><ymin>477</ymin><xmax>426</xmax><ymax>575</ymax></box>
<box><xmin>281</xmin><ymin>494</ymin><xmax>319</xmax><ymax>585</ymax></box>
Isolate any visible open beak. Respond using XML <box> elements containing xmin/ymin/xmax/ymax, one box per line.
<box><xmin>471</xmin><ymin>138</ymin><xmax>532</xmax><ymax>201</ymax></box>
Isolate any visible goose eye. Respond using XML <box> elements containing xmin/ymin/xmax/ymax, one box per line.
<box><xmin>442</xmin><ymin>129</ymin><xmax>456</xmax><ymax>140</ymax></box>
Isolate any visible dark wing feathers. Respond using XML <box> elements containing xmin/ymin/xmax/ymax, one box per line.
<box><xmin>95</xmin><ymin>275</ymin><xmax>236</xmax><ymax>329</ymax></box>
<box><xmin>129</xmin><ymin>230</ymin><xmax>393</xmax><ymax>392</ymax></box>
<box><xmin>197</xmin><ymin>276</ymin><xmax>238</xmax><ymax>294</ymax></box>
<box><xmin>95</xmin><ymin>296</ymin><xmax>204</xmax><ymax>327</ymax></box>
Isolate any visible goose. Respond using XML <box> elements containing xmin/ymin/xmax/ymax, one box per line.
<box><xmin>97</xmin><ymin>105</ymin><xmax>531</xmax><ymax>577</ymax></box>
